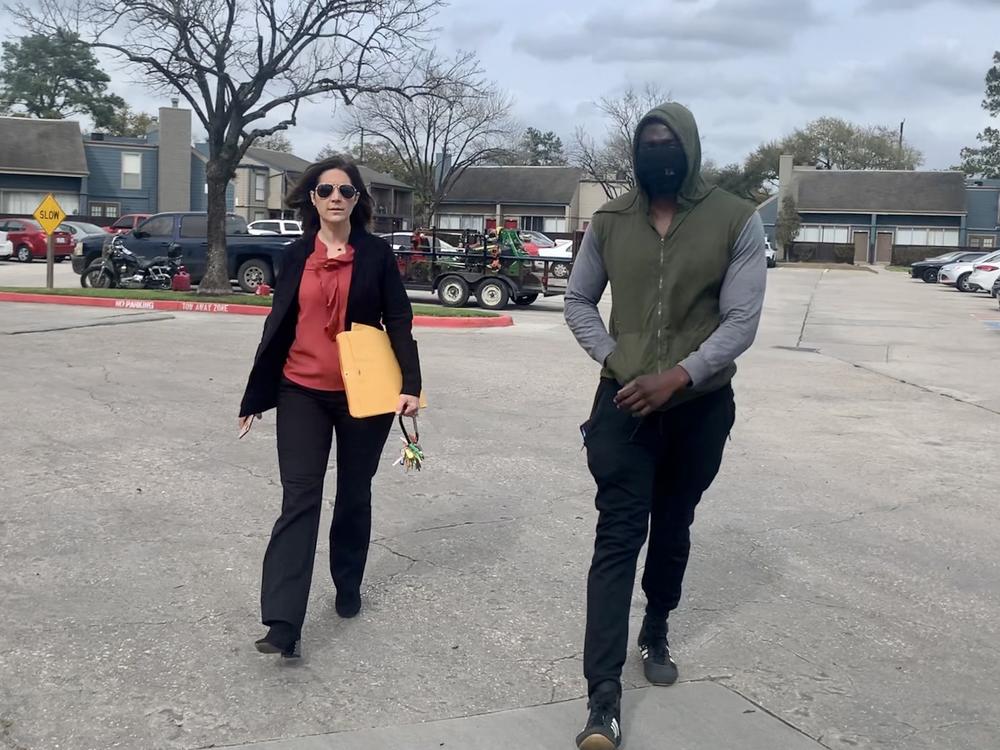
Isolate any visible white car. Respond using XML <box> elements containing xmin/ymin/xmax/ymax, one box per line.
<box><xmin>518</xmin><ymin>230</ymin><xmax>574</xmax><ymax>278</ymax></box>
<box><xmin>0</xmin><ymin>230</ymin><xmax>12</xmax><ymax>260</ymax></box>
<box><xmin>938</xmin><ymin>249</ymin><xmax>1000</xmax><ymax>293</ymax></box>
<box><xmin>248</xmin><ymin>219</ymin><xmax>302</xmax><ymax>236</ymax></box>
<box><xmin>765</xmin><ymin>238</ymin><xmax>776</xmax><ymax>268</ymax></box>
<box><xmin>519</xmin><ymin>229</ymin><xmax>573</xmax><ymax>253</ymax></box>
<box><xmin>968</xmin><ymin>255</ymin><xmax>1000</xmax><ymax>295</ymax></box>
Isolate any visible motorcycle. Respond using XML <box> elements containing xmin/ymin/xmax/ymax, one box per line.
<box><xmin>82</xmin><ymin>235</ymin><xmax>184</xmax><ymax>289</ymax></box>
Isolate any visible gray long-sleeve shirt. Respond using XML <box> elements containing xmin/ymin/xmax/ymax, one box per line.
<box><xmin>564</xmin><ymin>213</ymin><xmax>767</xmax><ymax>386</ymax></box>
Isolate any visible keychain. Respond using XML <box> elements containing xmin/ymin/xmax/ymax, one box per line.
<box><xmin>394</xmin><ymin>415</ymin><xmax>425</xmax><ymax>472</ymax></box>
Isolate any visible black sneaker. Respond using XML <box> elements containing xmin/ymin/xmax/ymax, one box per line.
<box><xmin>638</xmin><ymin>616</ymin><xmax>678</xmax><ymax>686</ymax></box>
<box><xmin>335</xmin><ymin>588</ymin><xmax>362</xmax><ymax>618</ymax></box>
<box><xmin>575</xmin><ymin>685</ymin><xmax>622</xmax><ymax>750</ymax></box>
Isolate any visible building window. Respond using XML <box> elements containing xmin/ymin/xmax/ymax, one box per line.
<box><xmin>121</xmin><ymin>153</ymin><xmax>143</xmax><ymax>190</ymax></box>
<box><xmin>438</xmin><ymin>214</ymin><xmax>484</xmax><ymax>231</ymax></box>
<box><xmin>895</xmin><ymin>228</ymin><xmax>960</xmax><ymax>246</ymax></box>
<box><xmin>543</xmin><ymin>217</ymin><xmax>568</xmax><ymax>234</ymax></box>
<box><xmin>89</xmin><ymin>202</ymin><xmax>120</xmax><ymax>218</ymax></box>
<box><xmin>822</xmin><ymin>226</ymin><xmax>849</xmax><ymax>244</ymax></box>
<box><xmin>1</xmin><ymin>191</ymin><xmax>80</xmax><ymax>215</ymax></box>
<box><xmin>520</xmin><ymin>216</ymin><xmax>568</xmax><ymax>233</ymax></box>
<box><xmin>796</xmin><ymin>225</ymin><xmax>849</xmax><ymax>244</ymax></box>
<box><xmin>254</xmin><ymin>173</ymin><xmax>266</xmax><ymax>202</ymax></box>
<box><xmin>969</xmin><ymin>235</ymin><xmax>996</xmax><ymax>249</ymax></box>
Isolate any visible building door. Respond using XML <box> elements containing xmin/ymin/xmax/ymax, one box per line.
<box><xmin>853</xmin><ymin>231</ymin><xmax>870</xmax><ymax>263</ymax></box>
<box><xmin>876</xmin><ymin>232</ymin><xmax>893</xmax><ymax>264</ymax></box>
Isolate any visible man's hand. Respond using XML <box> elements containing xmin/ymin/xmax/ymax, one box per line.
<box><xmin>396</xmin><ymin>394</ymin><xmax>420</xmax><ymax>417</ymax></box>
<box><xmin>614</xmin><ymin>366</ymin><xmax>691</xmax><ymax>417</ymax></box>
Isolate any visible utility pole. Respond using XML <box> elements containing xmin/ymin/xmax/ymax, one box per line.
<box><xmin>898</xmin><ymin>120</ymin><xmax>905</xmax><ymax>158</ymax></box>
<box><xmin>359</xmin><ymin>127</ymin><xmax>365</xmax><ymax>163</ymax></box>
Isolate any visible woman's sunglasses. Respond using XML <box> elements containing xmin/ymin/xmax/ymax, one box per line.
<box><xmin>313</xmin><ymin>183</ymin><xmax>358</xmax><ymax>200</ymax></box>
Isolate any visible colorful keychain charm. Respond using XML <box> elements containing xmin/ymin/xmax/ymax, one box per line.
<box><xmin>394</xmin><ymin>415</ymin><xmax>425</xmax><ymax>472</ymax></box>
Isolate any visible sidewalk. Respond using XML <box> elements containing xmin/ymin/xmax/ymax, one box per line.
<box><xmin>228</xmin><ymin>683</ymin><xmax>823</xmax><ymax>750</ymax></box>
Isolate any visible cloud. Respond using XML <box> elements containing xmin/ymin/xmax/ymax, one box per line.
<box><xmin>447</xmin><ymin>16</ymin><xmax>506</xmax><ymax>43</ymax></box>
<box><xmin>788</xmin><ymin>43</ymin><xmax>988</xmax><ymax>113</ymax></box>
<box><xmin>862</xmin><ymin>0</ymin><xmax>999</xmax><ymax>11</ymax></box>
<box><xmin>512</xmin><ymin>0</ymin><xmax>824</xmax><ymax>64</ymax></box>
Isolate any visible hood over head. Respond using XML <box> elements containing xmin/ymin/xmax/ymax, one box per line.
<box><xmin>633</xmin><ymin>101</ymin><xmax>712</xmax><ymax>206</ymax></box>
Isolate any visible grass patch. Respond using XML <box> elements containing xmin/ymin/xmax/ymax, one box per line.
<box><xmin>885</xmin><ymin>266</ymin><xmax>911</xmax><ymax>273</ymax></box>
<box><xmin>412</xmin><ymin>304</ymin><xmax>497</xmax><ymax>317</ymax></box>
<box><xmin>0</xmin><ymin>286</ymin><xmax>499</xmax><ymax>317</ymax></box>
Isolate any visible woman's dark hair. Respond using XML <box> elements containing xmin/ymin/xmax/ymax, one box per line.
<box><xmin>285</xmin><ymin>155</ymin><xmax>373</xmax><ymax>236</ymax></box>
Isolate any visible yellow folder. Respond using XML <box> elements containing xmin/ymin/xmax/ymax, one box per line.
<box><xmin>336</xmin><ymin>323</ymin><xmax>426</xmax><ymax>418</ymax></box>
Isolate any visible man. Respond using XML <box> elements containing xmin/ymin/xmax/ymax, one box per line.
<box><xmin>565</xmin><ymin>102</ymin><xmax>766</xmax><ymax>749</ymax></box>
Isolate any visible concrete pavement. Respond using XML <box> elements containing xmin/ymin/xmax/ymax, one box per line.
<box><xmin>1</xmin><ymin>267</ymin><xmax>999</xmax><ymax>749</ymax></box>
<box><xmin>0</xmin><ymin>258</ymin><xmax>80</xmax><ymax>287</ymax></box>
<box><xmin>229</xmin><ymin>682</ymin><xmax>824</xmax><ymax>750</ymax></box>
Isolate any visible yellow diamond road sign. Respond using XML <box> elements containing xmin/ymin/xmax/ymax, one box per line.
<box><xmin>33</xmin><ymin>193</ymin><xmax>66</xmax><ymax>236</ymax></box>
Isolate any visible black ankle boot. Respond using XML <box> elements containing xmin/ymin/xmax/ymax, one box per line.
<box><xmin>335</xmin><ymin>588</ymin><xmax>362</xmax><ymax>618</ymax></box>
<box><xmin>254</xmin><ymin>623</ymin><xmax>299</xmax><ymax>658</ymax></box>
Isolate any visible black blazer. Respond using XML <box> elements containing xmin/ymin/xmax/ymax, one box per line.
<box><xmin>239</xmin><ymin>229</ymin><xmax>421</xmax><ymax>417</ymax></box>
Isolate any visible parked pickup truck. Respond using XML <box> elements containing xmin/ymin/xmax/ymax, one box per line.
<box><xmin>72</xmin><ymin>212</ymin><xmax>293</xmax><ymax>292</ymax></box>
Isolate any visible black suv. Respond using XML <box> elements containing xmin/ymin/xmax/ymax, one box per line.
<box><xmin>72</xmin><ymin>212</ymin><xmax>291</xmax><ymax>292</ymax></box>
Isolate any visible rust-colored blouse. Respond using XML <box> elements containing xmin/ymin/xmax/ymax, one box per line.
<box><xmin>282</xmin><ymin>236</ymin><xmax>355</xmax><ymax>391</ymax></box>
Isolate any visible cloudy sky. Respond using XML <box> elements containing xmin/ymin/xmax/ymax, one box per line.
<box><xmin>446</xmin><ymin>0</ymin><xmax>1000</xmax><ymax>170</ymax></box>
<box><xmin>6</xmin><ymin>0</ymin><xmax>999</xmax><ymax>169</ymax></box>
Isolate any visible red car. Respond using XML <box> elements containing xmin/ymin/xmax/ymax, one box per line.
<box><xmin>0</xmin><ymin>218</ymin><xmax>74</xmax><ymax>262</ymax></box>
<box><xmin>105</xmin><ymin>214</ymin><xmax>151</xmax><ymax>234</ymax></box>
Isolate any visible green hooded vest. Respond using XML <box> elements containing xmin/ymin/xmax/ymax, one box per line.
<box><xmin>591</xmin><ymin>102</ymin><xmax>757</xmax><ymax>403</ymax></box>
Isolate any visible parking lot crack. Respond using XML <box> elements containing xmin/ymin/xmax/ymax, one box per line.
<box><xmin>718</xmin><ymin>683</ymin><xmax>835</xmax><ymax>749</ymax></box>
<box><xmin>796</xmin><ymin>269</ymin><xmax>828</xmax><ymax>349</ymax></box>
<box><xmin>223</xmin><ymin>461</ymin><xmax>279</xmax><ymax>488</ymax></box>
<box><xmin>370</xmin><ymin>539</ymin><xmax>420</xmax><ymax>566</ymax></box>
<box><xmin>6</xmin><ymin>315</ymin><xmax>174</xmax><ymax>335</ymax></box>
<box><xmin>848</xmin><ymin>362</ymin><xmax>1000</xmax><ymax>417</ymax></box>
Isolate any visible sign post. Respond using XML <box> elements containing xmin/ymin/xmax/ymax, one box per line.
<box><xmin>33</xmin><ymin>194</ymin><xmax>67</xmax><ymax>290</ymax></box>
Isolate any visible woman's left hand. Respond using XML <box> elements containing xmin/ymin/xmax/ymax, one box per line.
<box><xmin>396</xmin><ymin>394</ymin><xmax>420</xmax><ymax>417</ymax></box>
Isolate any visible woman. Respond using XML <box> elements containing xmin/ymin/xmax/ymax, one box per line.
<box><xmin>238</xmin><ymin>156</ymin><xmax>421</xmax><ymax>658</ymax></box>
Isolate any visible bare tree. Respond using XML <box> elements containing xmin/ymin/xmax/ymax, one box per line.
<box><xmin>12</xmin><ymin>0</ymin><xmax>449</xmax><ymax>293</ymax></box>
<box><xmin>344</xmin><ymin>50</ymin><xmax>517</xmax><ymax>225</ymax></box>
<box><xmin>572</xmin><ymin>84</ymin><xmax>671</xmax><ymax>199</ymax></box>
<box><xmin>256</xmin><ymin>131</ymin><xmax>293</xmax><ymax>153</ymax></box>
<box><xmin>572</xmin><ymin>127</ymin><xmax>624</xmax><ymax>201</ymax></box>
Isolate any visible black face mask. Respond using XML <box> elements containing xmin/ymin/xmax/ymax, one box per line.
<box><xmin>635</xmin><ymin>141</ymin><xmax>688</xmax><ymax>198</ymax></box>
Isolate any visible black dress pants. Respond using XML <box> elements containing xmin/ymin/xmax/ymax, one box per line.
<box><xmin>582</xmin><ymin>378</ymin><xmax>735</xmax><ymax>694</ymax></box>
<box><xmin>261</xmin><ymin>378</ymin><xmax>394</xmax><ymax>638</ymax></box>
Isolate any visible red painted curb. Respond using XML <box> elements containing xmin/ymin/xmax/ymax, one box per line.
<box><xmin>0</xmin><ymin>291</ymin><xmax>269</xmax><ymax>316</ymax></box>
<box><xmin>0</xmin><ymin>291</ymin><xmax>514</xmax><ymax>328</ymax></box>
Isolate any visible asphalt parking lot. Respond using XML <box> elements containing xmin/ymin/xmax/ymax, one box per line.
<box><xmin>1</xmin><ymin>266</ymin><xmax>999</xmax><ymax>749</ymax></box>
